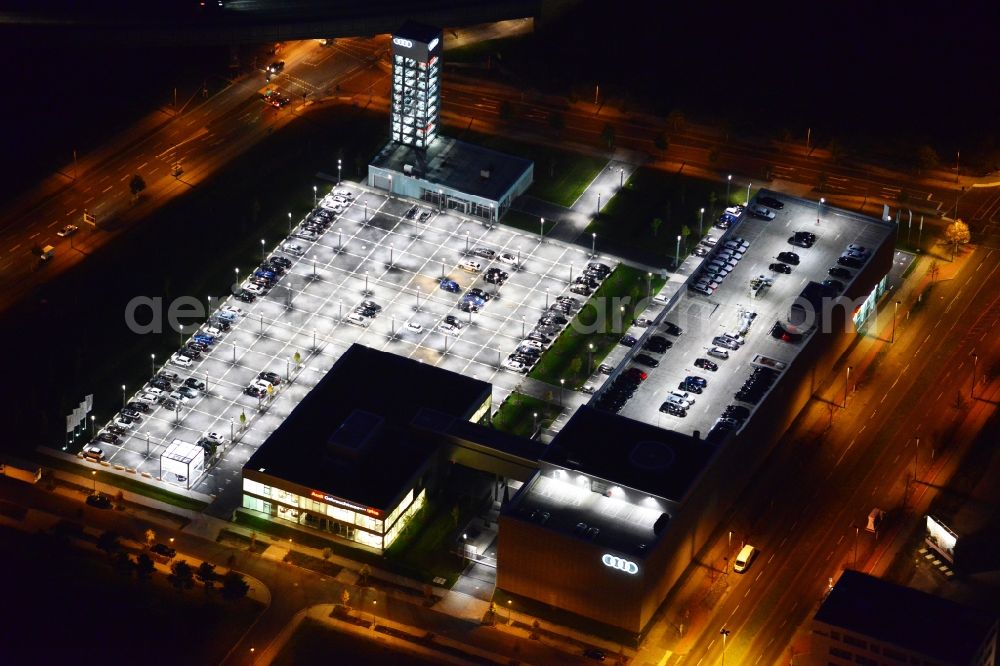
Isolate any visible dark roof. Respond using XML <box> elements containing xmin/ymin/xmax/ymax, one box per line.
<box><xmin>543</xmin><ymin>406</ymin><xmax>714</xmax><ymax>502</ymax></box>
<box><xmin>394</xmin><ymin>20</ymin><xmax>441</xmax><ymax>45</ymax></box>
<box><xmin>245</xmin><ymin>344</ymin><xmax>491</xmax><ymax>511</ymax></box>
<box><xmin>371</xmin><ymin>136</ymin><xmax>533</xmax><ymax>203</ymax></box>
<box><xmin>815</xmin><ymin>570</ymin><xmax>996</xmax><ymax>663</ymax></box>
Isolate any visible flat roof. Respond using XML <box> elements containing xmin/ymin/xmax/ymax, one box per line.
<box><xmin>543</xmin><ymin>406</ymin><xmax>714</xmax><ymax>503</ymax></box>
<box><xmin>370</xmin><ymin>136</ymin><xmax>533</xmax><ymax>203</ymax></box>
<box><xmin>245</xmin><ymin>344</ymin><xmax>491</xmax><ymax>511</ymax></box>
<box><xmin>815</xmin><ymin>570</ymin><xmax>996</xmax><ymax>662</ymax></box>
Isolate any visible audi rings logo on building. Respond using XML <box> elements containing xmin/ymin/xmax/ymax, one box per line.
<box><xmin>601</xmin><ymin>554</ymin><xmax>639</xmax><ymax>575</ymax></box>
<box><xmin>392</xmin><ymin>37</ymin><xmax>413</xmax><ymax>48</ymax></box>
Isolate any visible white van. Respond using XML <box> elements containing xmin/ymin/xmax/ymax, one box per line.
<box><xmin>866</xmin><ymin>508</ymin><xmax>886</xmax><ymax>533</ymax></box>
<box><xmin>733</xmin><ymin>544</ymin><xmax>757</xmax><ymax>573</ymax></box>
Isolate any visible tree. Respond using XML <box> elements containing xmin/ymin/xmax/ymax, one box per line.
<box><xmin>129</xmin><ymin>174</ymin><xmax>146</xmax><ymax>201</ymax></box>
<box><xmin>196</xmin><ymin>561</ymin><xmax>217</xmax><ymax>584</ymax></box>
<box><xmin>654</xmin><ymin>132</ymin><xmax>669</xmax><ymax>153</ymax></box>
<box><xmin>650</xmin><ymin>217</ymin><xmax>663</xmax><ymax>237</ymax></box>
<box><xmin>136</xmin><ymin>553</ymin><xmax>155</xmax><ymax>580</ymax></box>
<box><xmin>567</xmin><ymin>357</ymin><xmax>583</xmax><ymax>381</ymax></box>
<box><xmin>680</xmin><ymin>225</ymin><xmax>692</xmax><ymax>249</ymax></box>
<box><xmin>169</xmin><ymin>560</ymin><xmax>195</xmax><ymax>592</ymax></box>
<box><xmin>341</xmin><ymin>588</ymin><xmax>351</xmax><ymax>610</ymax></box>
<box><xmin>928</xmin><ymin>260</ymin><xmax>940</xmax><ymax>283</ymax></box>
<box><xmin>322</xmin><ymin>548</ymin><xmax>332</xmax><ymax>562</ymax></box>
<box><xmin>144</xmin><ymin>529</ymin><xmax>156</xmax><ymax>547</ymax></box>
<box><xmin>97</xmin><ymin>530</ymin><xmax>121</xmax><ymax>557</ymax></box>
<box><xmin>917</xmin><ymin>145</ymin><xmax>940</xmax><ymax>172</ymax></box>
<box><xmin>239</xmin><ymin>410</ymin><xmax>247</xmax><ymax>430</ymax></box>
<box><xmin>601</xmin><ymin>123</ymin><xmax>616</xmax><ymax>150</ymax></box>
<box><xmin>115</xmin><ymin>490</ymin><xmax>125</xmax><ymax>510</ymax></box>
<box><xmin>944</xmin><ymin>219</ymin><xmax>970</xmax><ymax>246</ymax></box>
<box><xmin>293</xmin><ymin>351</ymin><xmax>302</xmax><ymax>367</ymax></box>
<box><xmin>221</xmin><ymin>571</ymin><xmax>250</xmax><ymax>601</ymax></box>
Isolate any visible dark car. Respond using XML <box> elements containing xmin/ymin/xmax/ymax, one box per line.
<box><xmin>828</xmin><ymin>266</ymin><xmax>852</xmax><ymax>279</ymax></box>
<box><xmin>444</xmin><ymin>315</ymin><xmax>464</xmax><ymax>328</ymax></box>
<box><xmin>663</xmin><ymin>322</ymin><xmax>683</xmax><ymax>336</ymax></box>
<box><xmin>151</xmin><ymin>543</ymin><xmax>176</xmax><ymax>559</ymax></box>
<box><xmin>258</xmin><ymin>371</ymin><xmax>282</xmax><ymax>385</ymax></box>
<box><xmin>237</xmin><ymin>290</ymin><xmax>257</xmax><ymax>303</ymax></box>
<box><xmin>724</xmin><ymin>405</ymin><xmax>751</xmax><ymax>420</ymax></box>
<box><xmin>208</xmin><ymin>317</ymin><xmax>231</xmax><ymax>331</ymax></box>
<box><xmin>150</xmin><ymin>377</ymin><xmax>171</xmax><ymax>391</ymax></box>
<box><xmin>838</xmin><ymin>255</ymin><xmax>864</xmax><ymax>269</ymax></box>
<box><xmin>822</xmin><ymin>278</ymin><xmax>845</xmax><ymax>293</ymax></box>
<box><xmin>468</xmin><ymin>288</ymin><xmax>492</xmax><ymax>302</ymax></box>
<box><xmin>244</xmin><ymin>385</ymin><xmax>264</xmax><ymax>398</ymax></box>
<box><xmin>758</xmin><ymin>196</ymin><xmax>784</xmax><ymax>210</ymax></box>
<box><xmin>777</xmin><ymin>251</ymin><xmax>800</xmax><ymax>265</ymax></box>
<box><xmin>634</xmin><ymin>353</ymin><xmax>659</xmax><ymax>368</ymax></box>
<box><xmin>267</xmin><ymin>60</ymin><xmax>285</xmax><ymax>74</ymax></box>
<box><xmin>485</xmin><ymin>269</ymin><xmax>509</xmax><ymax>284</ymax></box>
<box><xmin>95</xmin><ymin>432</ymin><xmax>120</xmax><ymax>445</ymax></box>
<box><xmin>597</xmin><ymin>363</ymin><xmax>615</xmax><ymax>375</ymax></box>
<box><xmin>787</xmin><ymin>236</ymin><xmax>811</xmax><ymax>248</ymax></box>
<box><xmin>269</xmin><ymin>255</ymin><xmax>292</xmax><ymax>269</ymax></box>
<box><xmin>694</xmin><ymin>358</ymin><xmax>718</xmax><ymax>371</ymax></box>
<box><xmin>120</xmin><ymin>408</ymin><xmax>142</xmax><ymax>421</ymax></box>
<box><xmin>623</xmin><ymin>367</ymin><xmax>648</xmax><ymax>382</ymax></box>
<box><xmin>769</xmin><ymin>262</ymin><xmax>792</xmax><ymax>274</ymax></box>
<box><xmin>619</xmin><ymin>334</ymin><xmax>637</xmax><ymax>347</ymax></box>
<box><xmin>540</xmin><ymin>313</ymin><xmax>568</xmax><ymax>326</ymax></box>
<box><xmin>575</xmin><ymin>275</ymin><xmax>600</xmax><ymax>289</ymax></box>
<box><xmin>680</xmin><ymin>379</ymin><xmax>703</xmax><ymax>394</ymax></box>
<box><xmin>86</xmin><ymin>493</ymin><xmax>112</xmax><ymax>509</ymax></box>
<box><xmin>659</xmin><ymin>402</ymin><xmax>687</xmax><ymax>417</ymax></box>
<box><xmin>439</xmin><ymin>278</ymin><xmax>460</xmax><ymax>293</ymax></box>
<box><xmin>126</xmin><ymin>401</ymin><xmax>150</xmax><ymax>414</ymax></box>
<box><xmin>643</xmin><ymin>336</ymin><xmax>671</xmax><ymax>353</ymax></box>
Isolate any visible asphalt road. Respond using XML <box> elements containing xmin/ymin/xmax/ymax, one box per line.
<box><xmin>642</xmin><ymin>246</ymin><xmax>1000</xmax><ymax>664</ymax></box>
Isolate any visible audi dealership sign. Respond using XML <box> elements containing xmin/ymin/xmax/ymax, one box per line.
<box><xmin>602</xmin><ymin>553</ymin><xmax>639</xmax><ymax>575</ymax></box>
<box><xmin>392</xmin><ymin>37</ymin><xmax>413</xmax><ymax>48</ymax></box>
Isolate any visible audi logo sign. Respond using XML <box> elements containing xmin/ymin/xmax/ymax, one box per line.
<box><xmin>602</xmin><ymin>554</ymin><xmax>639</xmax><ymax>575</ymax></box>
<box><xmin>392</xmin><ymin>37</ymin><xmax>413</xmax><ymax>48</ymax></box>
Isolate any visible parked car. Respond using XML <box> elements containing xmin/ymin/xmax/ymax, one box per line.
<box><xmin>777</xmin><ymin>251</ymin><xmax>800</xmax><ymax>265</ymax></box>
<box><xmin>758</xmin><ymin>196</ymin><xmax>784</xmax><ymax>209</ymax></box>
<box><xmin>769</xmin><ymin>262</ymin><xmax>792</xmax><ymax>274</ymax></box>
<box><xmin>694</xmin><ymin>358</ymin><xmax>718</xmax><ymax>371</ymax></box>
<box><xmin>439</xmin><ymin>278</ymin><xmax>460</xmax><ymax>293</ymax></box>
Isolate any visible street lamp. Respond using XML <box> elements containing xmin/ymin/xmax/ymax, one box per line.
<box><xmin>179</xmin><ymin>323</ymin><xmax>184</xmax><ymax>347</ymax></box>
<box><xmin>521</xmin><ymin>315</ymin><xmax>526</xmax><ymax>339</ymax></box>
<box><xmin>364</xmin><ymin>270</ymin><xmax>369</xmax><ymax>295</ymax></box>
<box><xmin>260</xmin><ymin>238</ymin><xmax>265</xmax><ymax>262</ymax></box>
<box><xmin>818</xmin><ymin>197</ymin><xmax>825</xmax><ymax>225</ymax></box>
<box><xmin>843</xmin><ymin>365</ymin><xmax>852</xmax><ymax>409</ymax></box>
<box><xmin>416</xmin><ymin>287</ymin><xmax>421</xmax><ymax>311</ymax></box>
<box><xmin>438</xmin><ymin>189</ymin><xmax>444</xmax><ymax>212</ymax></box>
<box><xmin>726</xmin><ymin>174</ymin><xmax>732</xmax><ymax>205</ymax></box>
<box><xmin>287</xmin><ymin>211</ymin><xmax>292</xmax><ymax>233</ymax></box>
<box><xmin>646</xmin><ymin>272</ymin><xmax>652</xmax><ymax>300</ymax></box>
<box><xmin>465</xmin><ymin>231</ymin><xmax>470</xmax><ymax>254</ymax></box>
<box><xmin>591</xmin><ymin>232</ymin><xmax>597</xmax><ymax>257</ymax></box>
<box><xmin>313</xmin><ymin>185</ymin><xmax>317</xmax><ymax>206</ymax></box>
<box><xmin>151</xmin><ymin>353</ymin><xmax>156</xmax><ymax>377</ymax></box>
<box><xmin>235</xmin><ymin>267</ymin><xmax>240</xmax><ymax>289</ymax></box>
<box><xmin>560</xmin><ymin>378</ymin><xmax>565</xmax><ymax>407</ymax></box>
<box><xmin>337</xmin><ymin>158</ymin><xmax>342</xmax><ymax>184</ymax></box>
<box><xmin>720</xmin><ymin>628</ymin><xmax>731</xmax><ymax>666</ymax></box>
<box><xmin>746</xmin><ymin>181</ymin><xmax>751</xmax><ymax>206</ymax></box>
<box><xmin>619</xmin><ymin>167</ymin><xmax>624</xmax><ymax>188</ymax></box>
<box><xmin>588</xmin><ymin>343</ymin><xmax>594</xmax><ymax>376</ymax></box>
<box><xmin>540</xmin><ymin>217</ymin><xmax>545</xmax><ymax>238</ymax></box>
<box><xmin>699</xmin><ymin>207</ymin><xmax>705</xmax><ymax>237</ymax></box>
<box><xmin>545</xmin><ymin>288</ymin><xmax>549</xmax><ymax>309</ymax></box>
<box><xmin>90</xmin><ymin>415</ymin><xmax>95</xmax><ymax>437</ymax></box>
<box><xmin>121</xmin><ymin>384</ymin><xmax>126</xmax><ymax>408</ymax></box>
<box><xmin>597</xmin><ymin>192</ymin><xmax>601</xmax><ymax>217</ymax></box>
<box><xmin>91</xmin><ymin>470</ymin><xmax>97</xmax><ymax>494</ymax></box>
<box><xmin>891</xmin><ymin>300</ymin><xmax>900</xmax><ymax>343</ymax></box>
<box><xmin>675</xmin><ymin>234</ymin><xmax>682</xmax><ymax>270</ymax></box>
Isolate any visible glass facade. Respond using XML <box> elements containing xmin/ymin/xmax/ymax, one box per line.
<box><xmin>242</xmin><ymin>477</ymin><xmax>426</xmax><ymax>551</ymax></box>
<box><xmin>852</xmin><ymin>275</ymin><xmax>888</xmax><ymax>331</ymax></box>
<box><xmin>391</xmin><ymin>52</ymin><xmax>439</xmax><ymax>149</ymax></box>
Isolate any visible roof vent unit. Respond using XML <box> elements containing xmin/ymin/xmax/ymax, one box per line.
<box><xmin>403</xmin><ymin>164</ymin><xmax>414</xmax><ymax>175</ymax></box>
<box><xmin>480</xmin><ymin>168</ymin><xmax>491</xmax><ymax>179</ymax></box>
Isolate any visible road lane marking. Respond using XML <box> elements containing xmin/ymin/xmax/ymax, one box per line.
<box><xmin>9</xmin><ymin>244</ymin><xmax>21</xmax><ymax>252</ymax></box>
<box><xmin>67</xmin><ymin>209</ymin><xmax>77</xmax><ymax>216</ymax></box>
<box><xmin>84</xmin><ymin>197</ymin><xmax>93</xmax><ymax>204</ymax></box>
<box><xmin>47</xmin><ymin>220</ymin><xmax>59</xmax><ymax>228</ymax></box>
<box><xmin>768</xmin><ymin>552</ymin><xmax>776</xmax><ymax>563</ymax></box>
<box><xmin>102</xmin><ymin>185</ymin><xmax>113</xmax><ymax>193</ymax></box>
<box><xmin>138</xmin><ymin>162</ymin><xmax>148</xmax><ymax>170</ymax></box>
<box><xmin>29</xmin><ymin>232</ymin><xmax>38</xmax><ymax>239</ymax></box>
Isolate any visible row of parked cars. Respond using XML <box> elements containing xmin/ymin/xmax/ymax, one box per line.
<box><xmin>503</xmin><ymin>262</ymin><xmax>612</xmax><ymax>373</ymax></box>
<box><xmin>595</xmin><ymin>319</ymin><xmax>683</xmax><ymax>414</ymax></box>
<box><xmin>288</xmin><ymin>189</ymin><xmax>355</xmax><ymax>245</ymax></box>
<box><xmin>690</xmin><ymin>235</ymin><xmax>751</xmax><ymax>297</ymax></box>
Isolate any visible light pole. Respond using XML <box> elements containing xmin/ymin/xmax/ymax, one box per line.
<box><xmin>675</xmin><ymin>234</ymin><xmax>682</xmax><ymax>270</ymax></box>
<box><xmin>891</xmin><ymin>300</ymin><xmax>900</xmax><ymax>343</ymax></box>
<box><xmin>746</xmin><ymin>181</ymin><xmax>751</xmax><ymax>206</ymax></box>
<box><xmin>591</xmin><ymin>232</ymin><xmax>596</xmax><ymax>257</ymax></box>
<box><xmin>364</xmin><ymin>270</ymin><xmax>369</xmax><ymax>295</ymax></box>
<box><xmin>235</xmin><ymin>267</ymin><xmax>240</xmax><ymax>289</ymax></box>
<box><xmin>312</xmin><ymin>256</ymin><xmax>316</xmax><ymax>278</ymax></box>
<box><xmin>699</xmin><ymin>207</ymin><xmax>705</xmax><ymax>237</ymax></box>
<box><xmin>338</xmin><ymin>229</ymin><xmax>343</xmax><ymax>250</ymax></box>
<box><xmin>597</xmin><ymin>192</ymin><xmax>601</xmax><ymax>217</ymax></box>
<box><xmin>818</xmin><ymin>197</ymin><xmax>825</xmax><ymax>225</ymax></box>
<box><xmin>560</xmin><ymin>378</ymin><xmax>565</xmax><ymax>407</ymax></box>
<box><xmin>720</xmin><ymin>628</ymin><xmax>730</xmax><ymax>666</ymax></box>
<box><xmin>521</xmin><ymin>315</ymin><xmax>526</xmax><ymax>339</ymax></box>
<box><xmin>121</xmin><ymin>384</ymin><xmax>126</xmax><ymax>408</ymax></box>
<box><xmin>646</xmin><ymin>272</ymin><xmax>652</xmax><ymax>300</ymax></box>
<box><xmin>588</xmin><ymin>343</ymin><xmax>594</xmax><ymax>375</ymax></box>
<box><xmin>260</xmin><ymin>238</ymin><xmax>265</xmax><ymax>263</ymax></box>
<box><xmin>438</xmin><ymin>189</ymin><xmax>444</xmax><ymax>212</ymax></box>
<box><xmin>287</xmin><ymin>212</ymin><xmax>292</xmax><ymax>233</ymax></box>
<box><xmin>972</xmin><ymin>351</ymin><xmax>978</xmax><ymax>398</ymax></box>
<box><xmin>90</xmin><ymin>415</ymin><xmax>95</xmax><ymax>437</ymax></box>
<box><xmin>337</xmin><ymin>158</ymin><xmax>342</xmax><ymax>184</ymax></box>
<box><xmin>843</xmin><ymin>365</ymin><xmax>852</xmax><ymax>408</ymax></box>
<box><xmin>540</xmin><ymin>217</ymin><xmax>545</xmax><ymax>238</ymax></box>
<box><xmin>619</xmin><ymin>167</ymin><xmax>624</xmax><ymax>188</ymax></box>
<box><xmin>465</xmin><ymin>231</ymin><xmax>470</xmax><ymax>254</ymax></box>
<box><xmin>416</xmin><ymin>287</ymin><xmax>421</xmax><ymax>311</ymax></box>
<box><xmin>854</xmin><ymin>525</ymin><xmax>859</xmax><ymax>568</ymax></box>
<box><xmin>364</xmin><ymin>200</ymin><xmax>368</xmax><ymax>223</ymax></box>
<box><xmin>151</xmin><ymin>353</ymin><xmax>156</xmax><ymax>377</ymax></box>
<box><xmin>179</xmin><ymin>324</ymin><xmax>184</xmax><ymax>347</ymax></box>
<box><xmin>92</xmin><ymin>470</ymin><xmax>97</xmax><ymax>494</ymax></box>
<box><xmin>313</xmin><ymin>185</ymin><xmax>317</xmax><ymax>206</ymax></box>
<box><xmin>726</xmin><ymin>174</ymin><xmax>732</xmax><ymax>205</ymax></box>
<box><xmin>389</xmin><ymin>243</ymin><xmax>394</xmax><ymax>266</ymax></box>
<box><xmin>545</xmin><ymin>288</ymin><xmax>549</xmax><ymax>309</ymax></box>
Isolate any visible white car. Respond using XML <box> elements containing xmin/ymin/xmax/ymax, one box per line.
<box><xmin>667</xmin><ymin>390</ymin><xmax>695</xmax><ymax>408</ymax></box>
<box><xmin>113</xmin><ymin>417</ymin><xmax>135</xmax><ymax>430</ymax></box>
<box><xmin>203</xmin><ymin>325</ymin><xmax>223</xmax><ymax>337</ymax></box>
<box><xmin>204</xmin><ymin>432</ymin><xmax>225</xmax><ymax>444</ymax></box>
<box><xmin>243</xmin><ymin>282</ymin><xmax>265</xmax><ymax>296</ymax></box>
<box><xmin>282</xmin><ymin>243</ymin><xmax>305</xmax><ymax>256</ymax></box>
<box><xmin>171</xmin><ymin>354</ymin><xmax>193</xmax><ymax>368</ymax></box>
<box><xmin>520</xmin><ymin>339</ymin><xmax>544</xmax><ymax>350</ymax></box>
<box><xmin>252</xmin><ymin>379</ymin><xmax>273</xmax><ymax>392</ymax></box>
<box><xmin>458</xmin><ymin>260</ymin><xmax>482</xmax><ymax>273</ymax></box>
<box><xmin>346</xmin><ymin>313</ymin><xmax>370</xmax><ymax>327</ymax></box>
<box><xmin>222</xmin><ymin>305</ymin><xmax>244</xmax><ymax>318</ymax></box>
<box><xmin>438</xmin><ymin>322</ymin><xmax>459</xmax><ymax>335</ymax></box>
<box><xmin>472</xmin><ymin>247</ymin><xmax>496</xmax><ymax>260</ymax></box>
<box><xmin>168</xmin><ymin>390</ymin><xmax>192</xmax><ymax>404</ymax></box>
<box><xmin>137</xmin><ymin>392</ymin><xmax>161</xmax><ymax>405</ymax></box>
<box><xmin>706</xmin><ymin>347</ymin><xmax>730</xmax><ymax>360</ymax></box>
<box><xmin>335</xmin><ymin>189</ymin><xmax>355</xmax><ymax>199</ymax></box>
<box><xmin>502</xmin><ymin>358</ymin><xmax>528</xmax><ymax>373</ymax></box>
<box><xmin>57</xmin><ymin>224</ymin><xmax>79</xmax><ymax>237</ymax></box>
<box><xmin>498</xmin><ymin>252</ymin><xmax>518</xmax><ymax>266</ymax></box>
<box><xmin>405</xmin><ymin>321</ymin><xmax>423</xmax><ymax>334</ymax></box>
